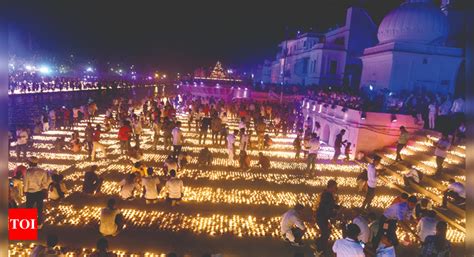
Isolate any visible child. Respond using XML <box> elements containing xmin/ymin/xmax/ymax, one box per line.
<box><xmin>344</xmin><ymin>142</ymin><xmax>352</xmax><ymax>161</ymax></box>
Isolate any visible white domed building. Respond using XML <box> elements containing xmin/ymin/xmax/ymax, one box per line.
<box><xmin>360</xmin><ymin>0</ymin><xmax>463</xmax><ymax>94</ymax></box>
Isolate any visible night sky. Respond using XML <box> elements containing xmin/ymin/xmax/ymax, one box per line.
<box><xmin>8</xmin><ymin>0</ymin><xmax>405</xmax><ymax>74</ymax></box>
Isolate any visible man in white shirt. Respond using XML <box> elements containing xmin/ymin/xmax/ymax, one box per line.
<box><xmin>141</xmin><ymin>168</ymin><xmax>160</xmax><ymax>204</ymax></box>
<box><xmin>416</xmin><ymin>210</ymin><xmax>437</xmax><ymax>243</ymax></box>
<box><xmin>428</xmin><ymin>103</ymin><xmax>437</xmax><ymax>130</ymax></box>
<box><xmin>352</xmin><ymin>213</ymin><xmax>370</xmax><ymax>244</ymax></box>
<box><xmin>227</xmin><ymin>130</ymin><xmax>238</xmax><ymax>167</ymax></box>
<box><xmin>441</xmin><ymin>179</ymin><xmax>466</xmax><ymax>209</ymax></box>
<box><xmin>16</xmin><ymin>127</ymin><xmax>29</xmax><ymax>160</ymax></box>
<box><xmin>165</xmin><ymin>169</ymin><xmax>184</xmax><ymax>206</ymax></box>
<box><xmin>434</xmin><ymin>134</ymin><xmax>451</xmax><ymax>175</ymax></box>
<box><xmin>119</xmin><ymin>174</ymin><xmax>140</xmax><ymax>200</ymax></box>
<box><xmin>100</xmin><ymin>199</ymin><xmax>123</xmax><ymax>237</ymax></box>
<box><xmin>24</xmin><ymin>157</ymin><xmax>50</xmax><ymax>229</ymax></box>
<box><xmin>361</xmin><ymin>155</ymin><xmax>380</xmax><ymax>209</ymax></box>
<box><xmin>332</xmin><ymin>223</ymin><xmax>365</xmax><ymax>257</ymax></box>
<box><xmin>306</xmin><ymin>133</ymin><xmax>320</xmax><ymax>171</ymax></box>
<box><xmin>281</xmin><ymin>204</ymin><xmax>306</xmax><ymax>246</ymax></box>
<box><xmin>403</xmin><ymin>166</ymin><xmax>420</xmax><ymax>186</ymax></box>
<box><xmin>239</xmin><ymin>128</ymin><xmax>249</xmax><ymax>152</ymax></box>
<box><xmin>171</xmin><ymin>121</ymin><xmax>183</xmax><ymax>158</ymax></box>
<box><xmin>375</xmin><ymin>235</ymin><xmax>396</xmax><ymax>257</ymax></box>
<box><xmin>373</xmin><ymin>195</ymin><xmax>417</xmax><ymax>248</ymax></box>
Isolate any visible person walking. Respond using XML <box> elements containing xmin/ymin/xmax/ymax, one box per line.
<box><xmin>306</xmin><ymin>133</ymin><xmax>320</xmax><ymax>171</ymax></box>
<box><xmin>293</xmin><ymin>134</ymin><xmax>302</xmax><ymax>158</ymax></box>
<box><xmin>434</xmin><ymin>133</ymin><xmax>451</xmax><ymax>175</ymax></box>
<box><xmin>211</xmin><ymin>115</ymin><xmax>222</xmax><ymax>146</ymax></box>
<box><xmin>172</xmin><ymin>121</ymin><xmax>183</xmax><ymax>157</ymax></box>
<box><xmin>16</xmin><ymin>127</ymin><xmax>29</xmax><ymax>160</ymax></box>
<box><xmin>428</xmin><ymin>102</ymin><xmax>437</xmax><ymax>130</ymax></box>
<box><xmin>361</xmin><ymin>155</ymin><xmax>381</xmax><ymax>209</ymax></box>
<box><xmin>24</xmin><ymin>157</ymin><xmax>50</xmax><ymax>229</ymax></box>
<box><xmin>226</xmin><ymin>130</ymin><xmax>238</xmax><ymax>167</ymax></box>
<box><xmin>395</xmin><ymin>126</ymin><xmax>409</xmax><ymax>161</ymax></box>
<box><xmin>416</xmin><ymin>210</ymin><xmax>437</xmax><ymax>243</ymax></box>
<box><xmin>84</xmin><ymin>122</ymin><xmax>94</xmax><ymax>159</ymax></box>
<box><xmin>91</xmin><ymin>124</ymin><xmax>107</xmax><ymax>161</ymax></box>
<box><xmin>118</xmin><ymin>120</ymin><xmax>132</xmax><ymax>155</ymax></box>
<box><xmin>332</xmin><ymin>129</ymin><xmax>347</xmax><ymax>162</ymax></box>
<box><xmin>314</xmin><ymin>180</ymin><xmax>340</xmax><ymax>256</ymax></box>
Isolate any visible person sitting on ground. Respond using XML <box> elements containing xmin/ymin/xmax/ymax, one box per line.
<box><xmin>119</xmin><ymin>173</ymin><xmax>141</xmax><ymax>201</ymax></box>
<box><xmin>258</xmin><ymin>152</ymin><xmax>270</xmax><ymax>171</ymax></box>
<box><xmin>263</xmin><ymin>134</ymin><xmax>273</xmax><ymax>149</ymax></box>
<box><xmin>128</xmin><ymin>147</ymin><xmax>144</xmax><ymax>164</ymax></box>
<box><xmin>30</xmin><ymin>234</ymin><xmax>63</xmax><ymax>257</ymax></box>
<box><xmin>403</xmin><ymin>165</ymin><xmax>421</xmax><ymax>186</ymax></box>
<box><xmin>416</xmin><ymin>210</ymin><xmax>437</xmax><ymax>244</ymax></box>
<box><xmin>54</xmin><ymin>136</ymin><xmax>66</xmax><ymax>151</ymax></box>
<box><xmin>178</xmin><ymin>152</ymin><xmax>191</xmax><ymax>169</ymax></box>
<box><xmin>131</xmin><ymin>161</ymin><xmax>147</xmax><ymax>177</ymax></box>
<box><xmin>99</xmin><ymin>198</ymin><xmax>124</xmax><ymax>237</ymax></box>
<box><xmin>390</xmin><ymin>192</ymin><xmax>409</xmax><ymax>206</ymax></box>
<box><xmin>164</xmin><ymin>169</ymin><xmax>184</xmax><ymax>206</ymax></box>
<box><xmin>164</xmin><ymin>155</ymin><xmax>178</xmax><ymax>174</ymax></box>
<box><xmin>280</xmin><ymin>204</ymin><xmax>306</xmax><ymax>247</ymax></box>
<box><xmin>141</xmin><ymin>167</ymin><xmax>160</xmax><ymax>204</ymax></box>
<box><xmin>48</xmin><ymin>174</ymin><xmax>67</xmax><ymax>201</ymax></box>
<box><xmin>83</xmin><ymin>165</ymin><xmax>103</xmax><ymax>195</ymax></box>
<box><xmin>90</xmin><ymin>238</ymin><xmax>118</xmax><ymax>257</ymax></box>
<box><xmin>332</xmin><ymin>223</ymin><xmax>365</xmax><ymax>257</ymax></box>
<box><xmin>415</xmin><ymin>198</ymin><xmax>432</xmax><ymax>220</ymax></box>
<box><xmin>440</xmin><ymin>179</ymin><xmax>465</xmax><ymax>210</ymax></box>
<box><xmin>198</xmin><ymin>147</ymin><xmax>213</xmax><ymax>168</ymax></box>
<box><xmin>375</xmin><ymin>235</ymin><xmax>396</xmax><ymax>257</ymax></box>
<box><xmin>419</xmin><ymin>221</ymin><xmax>451</xmax><ymax>257</ymax></box>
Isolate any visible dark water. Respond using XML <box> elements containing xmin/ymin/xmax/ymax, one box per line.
<box><xmin>8</xmin><ymin>87</ymin><xmax>156</xmax><ymax>131</ymax></box>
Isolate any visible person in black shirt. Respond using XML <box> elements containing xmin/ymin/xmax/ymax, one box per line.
<box><xmin>198</xmin><ymin>147</ymin><xmax>213</xmax><ymax>168</ymax></box>
<box><xmin>314</xmin><ymin>179</ymin><xmax>340</xmax><ymax>256</ymax></box>
<box><xmin>83</xmin><ymin>165</ymin><xmax>103</xmax><ymax>195</ymax></box>
<box><xmin>332</xmin><ymin>129</ymin><xmax>347</xmax><ymax>163</ymax></box>
<box><xmin>199</xmin><ymin>116</ymin><xmax>211</xmax><ymax>145</ymax></box>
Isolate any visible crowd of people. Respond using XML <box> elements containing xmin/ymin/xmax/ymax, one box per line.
<box><xmin>8</xmin><ymin>88</ymin><xmax>464</xmax><ymax>257</ymax></box>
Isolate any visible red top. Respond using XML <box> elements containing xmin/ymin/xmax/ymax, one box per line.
<box><xmin>118</xmin><ymin>126</ymin><xmax>132</xmax><ymax>141</ymax></box>
<box><xmin>92</xmin><ymin>130</ymin><xmax>101</xmax><ymax>142</ymax></box>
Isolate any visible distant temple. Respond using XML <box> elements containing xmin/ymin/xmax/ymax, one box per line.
<box><xmin>260</xmin><ymin>0</ymin><xmax>465</xmax><ymax>95</ymax></box>
<box><xmin>193</xmin><ymin>61</ymin><xmax>242</xmax><ymax>82</ymax></box>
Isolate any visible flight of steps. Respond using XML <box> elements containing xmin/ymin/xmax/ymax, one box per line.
<box><xmin>366</xmin><ymin>129</ymin><xmax>466</xmax><ymax>232</ymax></box>
<box><xmin>8</xmin><ymin>111</ymin><xmax>466</xmax><ymax>256</ymax></box>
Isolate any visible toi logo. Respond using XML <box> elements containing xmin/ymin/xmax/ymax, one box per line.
<box><xmin>8</xmin><ymin>208</ymin><xmax>38</xmax><ymax>240</ymax></box>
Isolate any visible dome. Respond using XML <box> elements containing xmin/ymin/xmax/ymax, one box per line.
<box><xmin>377</xmin><ymin>0</ymin><xmax>449</xmax><ymax>44</ymax></box>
